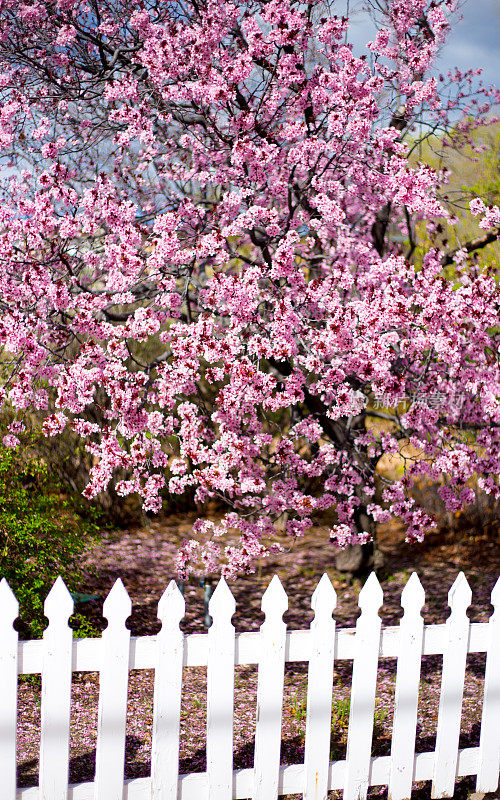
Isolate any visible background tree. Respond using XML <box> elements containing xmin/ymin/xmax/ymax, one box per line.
<box><xmin>412</xmin><ymin>119</ymin><xmax>500</xmax><ymax>274</ymax></box>
<box><xmin>0</xmin><ymin>0</ymin><xmax>498</xmax><ymax>577</ymax></box>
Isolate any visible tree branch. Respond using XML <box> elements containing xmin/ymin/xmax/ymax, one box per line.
<box><xmin>441</xmin><ymin>228</ymin><xmax>500</xmax><ymax>266</ymax></box>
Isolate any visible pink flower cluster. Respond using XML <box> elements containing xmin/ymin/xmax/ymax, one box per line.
<box><xmin>0</xmin><ymin>0</ymin><xmax>498</xmax><ymax>574</ymax></box>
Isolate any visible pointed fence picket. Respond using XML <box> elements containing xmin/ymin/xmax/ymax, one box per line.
<box><xmin>389</xmin><ymin>573</ymin><xmax>425</xmax><ymax>800</ymax></box>
<box><xmin>344</xmin><ymin>572</ymin><xmax>384</xmax><ymax>800</ymax></box>
<box><xmin>0</xmin><ymin>570</ymin><xmax>499</xmax><ymax>800</ymax></box>
<box><xmin>303</xmin><ymin>573</ymin><xmax>337</xmax><ymax>800</ymax></box>
<box><xmin>432</xmin><ymin>573</ymin><xmax>472</xmax><ymax>799</ymax></box>
<box><xmin>0</xmin><ymin>578</ymin><xmax>18</xmax><ymax>800</ymax></box>
<box><xmin>207</xmin><ymin>578</ymin><xmax>236</xmax><ymax>800</ymax></box>
<box><xmin>39</xmin><ymin>578</ymin><xmax>74</xmax><ymax>800</ymax></box>
<box><xmin>94</xmin><ymin>579</ymin><xmax>131</xmax><ymax>800</ymax></box>
<box><xmin>476</xmin><ymin>576</ymin><xmax>500</xmax><ymax>793</ymax></box>
<box><xmin>150</xmin><ymin>580</ymin><xmax>185</xmax><ymax>800</ymax></box>
<box><xmin>253</xmin><ymin>575</ymin><xmax>288</xmax><ymax>800</ymax></box>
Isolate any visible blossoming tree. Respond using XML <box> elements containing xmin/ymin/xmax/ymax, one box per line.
<box><xmin>0</xmin><ymin>0</ymin><xmax>498</xmax><ymax>576</ymax></box>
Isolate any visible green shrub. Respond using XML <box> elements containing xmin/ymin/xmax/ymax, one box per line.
<box><xmin>0</xmin><ymin>444</ymin><xmax>102</xmax><ymax>638</ymax></box>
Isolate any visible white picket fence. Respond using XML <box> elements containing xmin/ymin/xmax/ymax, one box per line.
<box><xmin>1</xmin><ymin>571</ymin><xmax>499</xmax><ymax>800</ymax></box>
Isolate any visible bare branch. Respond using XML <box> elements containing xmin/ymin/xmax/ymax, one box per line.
<box><xmin>441</xmin><ymin>228</ymin><xmax>500</xmax><ymax>266</ymax></box>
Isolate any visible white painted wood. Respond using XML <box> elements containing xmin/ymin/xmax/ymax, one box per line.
<box><xmin>94</xmin><ymin>579</ymin><xmax>131</xmax><ymax>800</ymax></box>
<box><xmin>432</xmin><ymin>572</ymin><xmax>472</xmax><ymax>799</ymax></box>
<box><xmin>389</xmin><ymin>573</ymin><xmax>425</xmax><ymax>800</ymax></box>
<box><xmin>150</xmin><ymin>581</ymin><xmax>185</xmax><ymax>800</ymax></box>
<box><xmin>476</xmin><ymin>576</ymin><xmax>500</xmax><ymax>793</ymax></box>
<box><xmin>0</xmin><ymin>579</ymin><xmax>19</xmax><ymax>800</ymax></box>
<box><xmin>39</xmin><ymin>578</ymin><xmax>74</xmax><ymax>800</ymax></box>
<box><xmin>15</xmin><ymin>618</ymin><xmax>493</xmax><ymax>674</ymax></box>
<box><xmin>303</xmin><ymin>573</ymin><xmax>337</xmax><ymax>800</ymax></box>
<box><xmin>344</xmin><ymin>572</ymin><xmax>383</xmax><ymax>800</ymax></box>
<box><xmin>252</xmin><ymin>575</ymin><xmax>288</xmax><ymax>800</ymax></box>
<box><xmin>11</xmin><ymin>744</ymin><xmax>483</xmax><ymax>800</ymax></box>
<box><xmin>5</xmin><ymin>571</ymin><xmax>500</xmax><ymax>800</ymax></box>
<box><xmin>207</xmin><ymin>579</ymin><xmax>236</xmax><ymax>800</ymax></box>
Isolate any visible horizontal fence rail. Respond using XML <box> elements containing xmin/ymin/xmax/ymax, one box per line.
<box><xmin>0</xmin><ymin>571</ymin><xmax>499</xmax><ymax>800</ymax></box>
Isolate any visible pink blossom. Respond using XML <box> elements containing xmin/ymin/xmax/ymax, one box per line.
<box><xmin>2</xmin><ymin>434</ymin><xmax>19</xmax><ymax>448</ymax></box>
<box><xmin>0</xmin><ymin>0</ymin><xmax>498</xmax><ymax>575</ymax></box>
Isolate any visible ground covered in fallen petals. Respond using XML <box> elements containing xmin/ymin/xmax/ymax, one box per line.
<box><xmin>16</xmin><ymin>512</ymin><xmax>500</xmax><ymax>799</ymax></box>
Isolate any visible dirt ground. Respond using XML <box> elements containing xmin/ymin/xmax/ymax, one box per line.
<box><xmin>16</xmin><ymin>512</ymin><xmax>500</xmax><ymax>798</ymax></box>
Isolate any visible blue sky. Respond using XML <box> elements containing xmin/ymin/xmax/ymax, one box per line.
<box><xmin>344</xmin><ymin>0</ymin><xmax>499</xmax><ymax>92</ymax></box>
<box><xmin>437</xmin><ymin>0</ymin><xmax>500</xmax><ymax>90</ymax></box>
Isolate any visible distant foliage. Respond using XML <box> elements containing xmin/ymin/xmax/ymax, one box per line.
<box><xmin>0</xmin><ymin>444</ymin><xmax>101</xmax><ymax>637</ymax></box>
<box><xmin>413</xmin><ymin>121</ymin><xmax>500</xmax><ymax>275</ymax></box>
